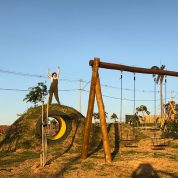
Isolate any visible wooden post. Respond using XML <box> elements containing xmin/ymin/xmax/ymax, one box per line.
<box><xmin>89</xmin><ymin>60</ymin><xmax>178</xmax><ymax>77</ymax></box>
<box><xmin>81</xmin><ymin>58</ymin><xmax>100</xmax><ymax>160</ymax></box>
<box><xmin>95</xmin><ymin>73</ymin><xmax>112</xmax><ymax>163</ymax></box>
<box><xmin>41</xmin><ymin>93</ymin><xmax>45</xmax><ymax>167</ymax></box>
<box><xmin>40</xmin><ymin>93</ymin><xmax>48</xmax><ymax>167</ymax></box>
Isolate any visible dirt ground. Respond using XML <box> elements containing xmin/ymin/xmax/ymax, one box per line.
<box><xmin>0</xmin><ymin>134</ymin><xmax>178</xmax><ymax>178</ymax></box>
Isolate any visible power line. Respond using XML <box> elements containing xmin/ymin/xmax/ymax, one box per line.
<box><xmin>0</xmin><ymin>87</ymin><xmax>79</xmax><ymax>92</ymax></box>
<box><xmin>0</xmin><ymin>87</ymin><xmax>177</xmax><ymax>103</ymax></box>
<box><xmin>0</xmin><ymin>69</ymin><xmax>47</xmax><ymax>79</ymax></box>
<box><xmin>0</xmin><ymin>88</ymin><xmax>28</xmax><ymax>92</ymax></box>
<box><xmin>0</xmin><ymin>68</ymin><xmax>88</xmax><ymax>83</ymax></box>
<box><xmin>81</xmin><ymin>89</ymin><xmax>164</xmax><ymax>102</ymax></box>
<box><xmin>1</xmin><ymin>68</ymin><xmax>177</xmax><ymax>94</ymax></box>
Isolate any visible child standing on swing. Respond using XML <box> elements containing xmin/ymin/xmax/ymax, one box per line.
<box><xmin>48</xmin><ymin>66</ymin><xmax>61</xmax><ymax>105</ymax></box>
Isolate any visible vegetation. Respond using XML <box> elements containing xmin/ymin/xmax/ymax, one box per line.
<box><xmin>151</xmin><ymin>65</ymin><xmax>166</xmax><ymax>125</ymax></box>
<box><xmin>128</xmin><ymin>105</ymin><xmax>150</xmax><ymax>127</ymax></box>
<box><xmin>23</xmin><ymin>82</ymin><xmax>48</xmax><ymax>106</ymax></box>
<box><xmin>93</xmin><ymin>112</ymin><xmax>108</xmax><ymax>125</ymax></box>
<box><xmin>110</xmin><ymin>113</ymin><xmax>118</xmax><ymax>123</ymax></box>
<box><xmin>164</xmin><ymin>120</ymin><xmax>178</xmax><ymax>138</ymax></box>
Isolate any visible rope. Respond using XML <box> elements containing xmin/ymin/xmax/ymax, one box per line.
<box><xmin>133</xmin><ymin>73</ymin><xmax>136</xmax><ymax>114</ymax></box>
<box><xmin>165</xmin><ymin>77</ymin><xmax>167</xmax><ymax>104</ymax></box>
<box><xmin>120</xmin><ymin>71</ymin><xmax>123</xmax><ymax>122</ymax></box>
<box><xmin>154</xmin><ymin>78</ymin><xmax>157</xmax><ymax>120</ymax></box>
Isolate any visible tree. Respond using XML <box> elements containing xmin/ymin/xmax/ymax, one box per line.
<box><xmin>151</xmin><ymin>65</ymin><xmax>166</xmax><ymax>125</ymax></box>
<box><xmin>93</xmin><ymin>112</ymin><xmax>100</xmax><ymax>124</ymax></box>
<box><xmin>129</xmin><ymin>105</ymin><xmax>150</xmax><ymax>127</ymax></box>
<box><xmin>136</xmin><ymin>105</ymin><xmax>150</xmax><ymax>126</ymax></box>
<box><xmin>23</xmin><ymin>82</ymin><xmax>48</xmax><ymax>106</ymax></box>
<box><xmin>93</xmin><ymin>112</ymin><xmax>108</xmax><ymax>125</ymax></box>
<box><xmin>110</xmin><ymin>113</ymin><xmax>118</xmax><ymax>123</ymax></box>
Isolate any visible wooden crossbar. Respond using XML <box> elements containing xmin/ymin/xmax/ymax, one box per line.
<box><xmin>89</xmin><ymin>60</ymin><xmax>178</xmax><ymax>77</ymax></box>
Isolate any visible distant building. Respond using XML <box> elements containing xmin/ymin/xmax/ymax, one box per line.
<box><xmin>0</xmin><ymin>125</ymin><xmax>9</xmax><ymax>134</ymax></box>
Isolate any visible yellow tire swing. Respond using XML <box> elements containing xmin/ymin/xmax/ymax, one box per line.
<box><xmin>37</xmin><ymin>110</ymin><xmax>72</xmax><ymax>143</ymax></box>
<box><xmin>48</xmin><ymin>115</ymin><xmax>67</xmax><ymax>141</ymax></box>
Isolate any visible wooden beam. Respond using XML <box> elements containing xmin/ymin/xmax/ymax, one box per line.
<box><xmin>89</xmin><ymin>60</ymin><xmax>178</xmax><ymax>77</ymax></box>
<box><xmin>95</xmin><ymin>73</ymin><xmax>112</xmax><ymax>163</ymax></box>
<box><xmin>81</xmin><ymin>58</ymin><xmax>100</xmax><ymax>160</ymax></box>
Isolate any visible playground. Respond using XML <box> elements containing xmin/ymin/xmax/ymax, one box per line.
<box><xmin>0</xmin><ymin>59</ymin><xmax>178</xmax><ymax>177</ymax></box>
<box><xmin>0</xmin><ymin>118</ymin><xmax>178</xmax><ymax>177</ymax></box>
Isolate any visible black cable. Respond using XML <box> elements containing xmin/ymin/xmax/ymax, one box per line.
<box><xmin>0</xmin><ymin>68</ymin><xmax>88</xmax><ymax>83</ymax></box>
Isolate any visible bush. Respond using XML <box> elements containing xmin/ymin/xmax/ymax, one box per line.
<box><xmin>164</xmin><ymin>120</ymin><xmax>178</xmax><ymax>139</ymax></box>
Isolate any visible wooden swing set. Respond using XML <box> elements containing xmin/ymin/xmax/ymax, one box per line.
<box><xmin>81</xmin><ymin>58</ymin><xmax>178</xmax><ymax>163</ymax></box>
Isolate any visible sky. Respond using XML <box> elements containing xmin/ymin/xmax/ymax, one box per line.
<box><xmin>0</xmin><ymin>0</ymin><xmax>178</xmax><ymax>125</ymax></box>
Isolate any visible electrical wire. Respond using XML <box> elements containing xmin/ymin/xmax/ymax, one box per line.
<box><xmin>0</xmin><ymin>68</ymin><xmax>88</xmax><ymax>83</ymax></box>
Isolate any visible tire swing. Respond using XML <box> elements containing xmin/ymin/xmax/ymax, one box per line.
<box><xmin>37</xmin><ymin>110</ymin><xmax>72</xmax><ymax>143</ymax></box>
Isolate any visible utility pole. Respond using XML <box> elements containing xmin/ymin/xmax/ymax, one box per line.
<box><xmin>79</xmin><ymin>79</ymin><xmax>83</xmax><ymax>113</ymax></box>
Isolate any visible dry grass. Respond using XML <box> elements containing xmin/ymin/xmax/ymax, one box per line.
<box><xmin>0</xmin><ymin>106</ymin><xmax>178</xmax><ymax>177</ymax></box>
<box><xmin>0</xmin><ymin>130</ymin><xmax>178</xmax><ymax>178</ymax></box>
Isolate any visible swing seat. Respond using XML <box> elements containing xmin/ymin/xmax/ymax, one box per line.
<box><xmin>151</xmin><ymin>136</ymin><xmax>169</xmax><ymax>150</ymax></box>
<box><xmin>124</xmin><ymin>140</ymin><xmax>138</xmax><ymax>147</ymax></box>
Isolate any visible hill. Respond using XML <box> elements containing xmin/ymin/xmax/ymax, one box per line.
<box><xmin>0</xmin><ymin>104</ymin><xmax>85</xmax><ymax>152</ymax></box>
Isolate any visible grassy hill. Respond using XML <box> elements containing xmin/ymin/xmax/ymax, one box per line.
<box><xmin>0</xmin><ymin>104</ymin><xmax>85</xmax><ymax>152</ymax></box>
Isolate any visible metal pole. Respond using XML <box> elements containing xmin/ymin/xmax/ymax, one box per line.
<box><xmin>79</xmin><ymin>79</ymin><xmax>82</xmax><ymax>113</ymax></box>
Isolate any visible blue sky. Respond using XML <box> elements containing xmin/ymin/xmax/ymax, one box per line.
<box><xmin>0</xmin><ymin>0</ymin><xmax>178</xmax><ymax>125</ymax></box>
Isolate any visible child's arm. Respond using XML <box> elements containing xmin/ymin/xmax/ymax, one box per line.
<box><xmin>57</xmin><ymin>66</ymin><xmax>60</xmax><ymax>78</ymax></box>
<box><xmin>47</xmin><ymin>68</ymin><xmax>51</xmax><ymax>79</ymax></box>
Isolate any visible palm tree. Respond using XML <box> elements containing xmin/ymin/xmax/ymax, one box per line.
<box><xmin>151</xmin><ymin>65</ymin><xmax>166</xmax><ymax>125</ymax></box>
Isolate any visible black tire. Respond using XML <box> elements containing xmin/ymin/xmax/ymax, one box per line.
<box><xmin>36</xmin><ymin>110</ymin><xmax>72</xmax><ymax>143</ymax></box>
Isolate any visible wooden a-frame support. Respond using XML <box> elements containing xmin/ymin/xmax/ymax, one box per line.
<box><xmin>81</xmin><ymin>58</ymin><xmax>112</xmax><ymax>163</ymax></box>
<box><xmin>81</xmin><ymin>58</ymin><xmax>178</xmax><ymax>163</ymax></box>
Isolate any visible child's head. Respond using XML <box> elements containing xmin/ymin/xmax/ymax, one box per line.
<box><xmin>52</xmin><ymin>72</ymin><xmax>57</xmax><ymax>78</ymax></box>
